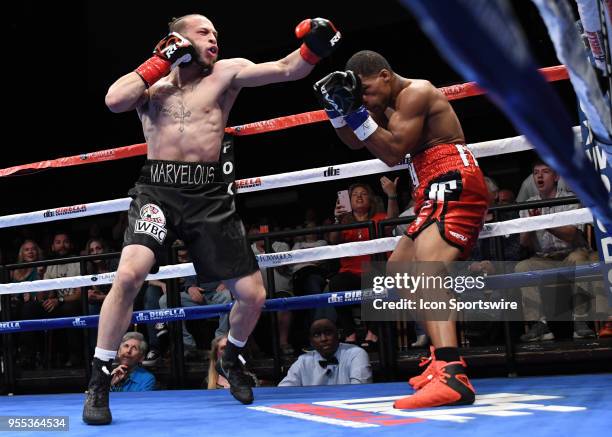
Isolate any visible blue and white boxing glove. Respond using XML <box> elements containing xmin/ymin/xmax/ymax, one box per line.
<box><xmin>313</xmin><ymin>70</ymin><xmax>378</xmax><ymax>140</ymax></box>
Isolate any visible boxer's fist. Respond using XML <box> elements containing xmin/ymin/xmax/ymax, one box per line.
<box><xmin>314</xmin><ymin>71</ymin><xmax>378</xmax><ymax>141</ymax></box>
<box><xmin>153</xmin><ymin>32</ymin><xmax>195</xmax><ymax>69</ymax></box>
<box><xmin>296</xmin><ymin>18</ymin><xmax>341</xmax><ymax>64</ymax></box>
<box><xmin>313</xmin><ymin>70</ymin><xmax>362</xmax><ymax>115</ymax></box>
<box><xmin>135</xmin><ymin>32</ymin><xmax>195</xmax><ymax>87</ymax></box>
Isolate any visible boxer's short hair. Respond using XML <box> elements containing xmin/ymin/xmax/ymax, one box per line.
<box><xmin>346</xmin><ymin>50</ymin><xmax>392</xmax><ymax>77</ymax></box>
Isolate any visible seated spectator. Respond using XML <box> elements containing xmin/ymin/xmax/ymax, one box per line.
<box><xmin>516</xmin><ymin>160</ymin><xmax>596</xmax><ymax>342</ymax></box>
<box><xmin>85</xmin><ymin>238</ymin><xmax>119</xmax><ymax>352</ymax></box>
<box><xmin>469</xmin><ymin>178</ymin><xmax>521</xmax><ymax>271</ymax></box>
<box><xmin>464</xmin><ymin>178</ymin><xmax>520</xmax><ymax>345</ymax></box>
<box><xmin>29</xmin><ymin>232</ymin><xmax>83</xmax><ymax>367</ymax></box>
<box><xmin>110</xmin><ymin>332</ymin><xmax>156</xmax><ymax>392</ymax></box>
<box><xmin>207</xmin><ymin>335</ymin><xmax>230</xmax><ymax>389</ymax></box>
<box><xmin>516</xmin><ymin>169</ymin><xmax>571</xmax><ymax>202</ymax></box>
<box><xmin>207</xmin><ymin>335</ymin><xmax>258</xmax><ymax>389</ymax></box>
<box><xmin>278</xmin><ymin>318</ymin><xmax>372</xmax><ymax>386</ymax></box>
<box><xmin>11</xmin><ymin>240</ymin><xmax>45</xmax><ymax>369</ymax></box>
<box><xmin>248</xmin><ymin>226</ymin><xmax>294</xmax><ymax>356</ymax></box>
<box><xmin>145</xmin><ymin>241</ymin><xmax>232</xmax><ymax>366</ymax></box>
<box><xmin>498</xmin><ymin>188</ymin><xmax>516</xmax><ymax>205</ymax></box>
<box><xmin>328</xmin><ymin>179</ymin><xmax>399</xmax><ymax>348</ymax></box>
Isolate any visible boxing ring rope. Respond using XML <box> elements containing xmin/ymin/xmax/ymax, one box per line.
<box><xmin>0</xmin><ymin>63</ymin><xmax>597</xmax><ymax>352</ymax></box>
<box><xmin>0</xmin><ymin>207</ymin><xmax>590</xmax><ymax>295</ymax></box>
<box><xmin>0</xmin><ymin>262</ymin><xmax>602</xmax><ymax>335</ymax></box>
<box><xmin>0</xmin><ymin>65</ymin><xmax>569</xmax><ymax>178</ymax></box>
<box><xmin>0</xmin><ymin>128</ymin><xmax>581</xmax><ymax>229</ymax></box>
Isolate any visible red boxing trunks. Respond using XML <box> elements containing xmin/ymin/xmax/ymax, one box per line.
<box><xmin>405</xmin><ymin>143</ymin><xmax>488</xmax><ymax>259</ymax></box>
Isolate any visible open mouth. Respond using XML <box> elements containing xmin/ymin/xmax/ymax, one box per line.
<box><xmin>207</xmin><ymin>47</ymin><xmax>218</xmax><ymax>56</ymax></box>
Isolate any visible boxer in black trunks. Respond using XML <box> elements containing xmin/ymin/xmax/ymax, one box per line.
<box><xmin>83</xmin><ymin>14</ymin><xmax>341</xmax><ymax>425</ymax></box>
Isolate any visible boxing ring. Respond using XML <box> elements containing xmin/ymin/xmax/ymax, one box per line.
<box><xmin>1</xmin><ymin>64</ymin><xmax>611</xmax><ymax>434</ymax></box>
<box><xmin>1</xmin><ymin>374</ymin><xmax>611</xmax><ymax>436</ymax></box>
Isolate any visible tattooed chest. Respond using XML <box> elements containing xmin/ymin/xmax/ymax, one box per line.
<box><xmin>150</xmin><ymin>98</ymin><xmax>194</xmax><ymax>132</ymax></box>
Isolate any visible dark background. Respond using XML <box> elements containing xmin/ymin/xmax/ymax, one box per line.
<box><xmin>1</xmin><ymin>1</ymin><xmax>577</xmax><ymax>259</ymax></box>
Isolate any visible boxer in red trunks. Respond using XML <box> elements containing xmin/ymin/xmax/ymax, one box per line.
<box><xmin>314</xmin><ymin>50</ymin><xmax>488</xmax><ymax>408</ymax></box>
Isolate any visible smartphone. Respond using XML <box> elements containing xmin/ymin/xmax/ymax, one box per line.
<box><xmin>337</xmin><ymin>190</ymin><xmax>352</xmax><ymax>212</ymax></box>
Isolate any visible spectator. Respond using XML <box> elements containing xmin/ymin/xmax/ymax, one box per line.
<box><xmin>328</xmin><ymin>179</ymin><xmax>399</xmax><ymax>348</ymax></box>
<box><xmin>469</xmin><ymin>178</ymin><xmax>521</xmax><ymax>272</ymax></box>
<box><xmin>142</xmin><ymin>278</ymin><xmax>169</xmax><ymax>366</ymax></box>
<box><xmin>85</xmin><ymin>238</ymin><xmax>119</xmax><ymax>352</ymax></box>
<box><xmin>110</xmin><ymin>332</ymin><xmax>156</xmax><ymax>392</ymax></box>
<box><xmin>516</xmin><ymin>170</ymin><xmax>571</xmax><ymax>202</ymax></box>
<box><xmin>516</xmin><ymin>160</ymin><xmax>596</xmax><ymax>342</ymax></box>
<box><xmin>278</xmin><ymin>318</ymin><xmax>372</xmax><ymax>386</ymax></box>
<box><xmin>11</xmin><ymin>240</ymin><xmax>45</xmax><ymax>369</ymax></box>
<box><xmin>207</xmin><ymin>335</ymin><xmax>229</xmax><ymax>389</ymax></box>
<box><xmin>248</xmin><ymin>226</ymin><xmax>294</xmax><ymax>355</ymax></box>
<box><xmin>207</xmin><ymin>335</ymin><xmax>258</xmax><ymax>389</ymax></box>
<box><xmin>145</xmin><ymin>241</ymin><xmax>233</xmax><ymax>366</ymax></box>
<box><xmin>498</xmin><ymin>188</ymin><xmax>516</xmax><ymax>205</ymax></box>
<box><xmin>465</xmin><ymin>178</ymin><xmax>520</xmax><ymax>345</ymax></box>
<box><xmin>35</xmin><ymin>232</ymin><xmax>83</xmax><ymax>367</ymax></box>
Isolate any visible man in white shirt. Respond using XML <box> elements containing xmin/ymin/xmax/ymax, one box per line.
<box><xmin>279</xmin><ymin>318</ymin><xmax>372</xmax><ymax>386</ymax></box>
<box><xmin>516</xmin><ymin>160</ymin><xmax>596</xmax><ymax>341</ymax></box>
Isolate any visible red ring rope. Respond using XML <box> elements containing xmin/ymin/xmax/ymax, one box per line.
<box><xmin>0</xmin><ymin>65</ymin><xmax>569</xmax><ymax>177</ymax></box>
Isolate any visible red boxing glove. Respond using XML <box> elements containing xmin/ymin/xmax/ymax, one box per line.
<box><xmin>135</xmin><ymin>32</ymin><xmax>195</xmax><ymax>87</ymax></box>
<box><xmin>295</xmin><ymin>18</ymin><xmax>341</xmax><ymax>65</ymax></box>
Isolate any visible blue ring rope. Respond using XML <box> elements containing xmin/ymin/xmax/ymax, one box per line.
<box><xmin>0</xmin><ymin>263</ymin><xmax>602</xmax><ymax>334</ymax></box>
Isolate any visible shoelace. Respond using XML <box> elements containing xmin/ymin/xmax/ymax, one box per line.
<box><xmin>229</xmin><ymin>367</ymin><xmax>254</xmax><ymax>386</ymax></box>
<box><xmin>418</xmin><ymin>355</ymin><xmax>433</xmax><ymax>368</ymax></box>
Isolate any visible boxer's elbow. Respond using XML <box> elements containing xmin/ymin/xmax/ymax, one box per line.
<box><xmin>105</xmin><ymin>91</ymin><xmax>129</xmax><ymax>113</ymax></box>
<box><xmin>380</xmin><ymin>152</ymin><xmax>403</xmax><ymax>167</ymax></box>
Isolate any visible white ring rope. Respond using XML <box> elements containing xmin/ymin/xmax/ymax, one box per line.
<box><xmin>0</xmin><ymin>208</ymin><xmax>592</xmax><ymax>295</ymax></box>
<box><xmin>0</xmin><ymin>128</ymin><xmax>580</xmax><ymax>229</ymax></box>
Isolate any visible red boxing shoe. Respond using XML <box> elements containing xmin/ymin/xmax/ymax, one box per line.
<box><xmin>408</xmin><ymin>346</ymin><xmax>436</xmax><ymax>390</ymax></box>
<box><xmin>395</xmin><ymin>361</ymin><xmax>475</xmax><ymax>409</ymax></box>
<box><xmin>409</xmin><ymin>347</ymin><xmax>468</xmax><ymax>391</ymax></box>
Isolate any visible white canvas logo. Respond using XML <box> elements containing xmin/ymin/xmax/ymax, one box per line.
<box><xmin>135</xmin><ymin>203</ymin><xmax>167</xmax><ymax>243</ymax></box>
<box><xmin>251</xmin><ymin>393</ymin><xmax>586</xmax><ymax>428</ymax></box>
<box><xmin>313</xmin><ymin>393</ymin><xmax>586</xmax><ymax>424</ymax></box>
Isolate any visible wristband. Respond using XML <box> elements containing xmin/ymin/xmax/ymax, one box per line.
<box><xmin>344</xmin><ymin>106</ymin><xmax>378</xmax><ymax>141</ymax></box>
<box><xmin>325</xmin><ymin>109</ymin><xmax>347</xmax><ymax>128</ymax></box>
<box><xmin>299</xmin><ymin>43</ymin><xmax>320</xmax><ymax>65</ymax></box>
<box><xmin>135</xmin><ymin>56</ymin><xmax>171</xmax><ymax>88</ymax></box>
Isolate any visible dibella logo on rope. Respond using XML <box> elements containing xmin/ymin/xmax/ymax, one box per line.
<box><xmin>80</xmin><ymin>150</ymin><xmax>116</xmax><ymax>161</ymax></box>
<box><xmin>0</xmin><ymin>321</ymin><xmax>20</xmax><ymax>331</ymax></box>
<box><xmin>136</xmin><ymin>308</ymin><xmax>186</xmax><ymax>322</ymax></box>
<box><xmin>43</xmin><ymin>205</ymin><xmax>87</xmax><ymax>219</ymax></box>
<box><xmin>235</xmin><ymin>178</ymin><xmax>262</xmax><ymax>189</ymax></box>
<box><xmin>135</xmin><ymin>204</ymin><xmax>167</xmax><ymax>243</ymax></box>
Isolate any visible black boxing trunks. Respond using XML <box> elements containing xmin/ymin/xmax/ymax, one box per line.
<box><xmin>123</xmin><ymin>159</ymin><xmax>259</xmax><ymax>281</ymax></box>
<box><xmin>405</xmin><ymin>143</ymin><xmax>488</xmax><ymax>259</ymax></box>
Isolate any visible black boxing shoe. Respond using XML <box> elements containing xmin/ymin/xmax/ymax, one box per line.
<box><xmin>219</xmin><ymin>342</ymin><xmax>254</xmax><ymax>405</ymax></box>
<box><xmin>82</xmin><ymin>357</ymin><xmax>113</xmax><ymax>425</ymax></box>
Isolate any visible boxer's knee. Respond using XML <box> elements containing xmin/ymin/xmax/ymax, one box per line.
<box><xmin>113</xmin><ymin>267</ymin><xmax>146</xmax><ymax>298</ymax></box>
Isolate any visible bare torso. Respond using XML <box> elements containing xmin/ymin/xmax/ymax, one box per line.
<box><xmin>137</xmin><ymin>59</ymin><xmax>245</xmax><ymax>163</ymax></box>
<box><xmin>385</xmin><ymin>79</ymin><xmax>465</xmax><ymax>155</ymax></box>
